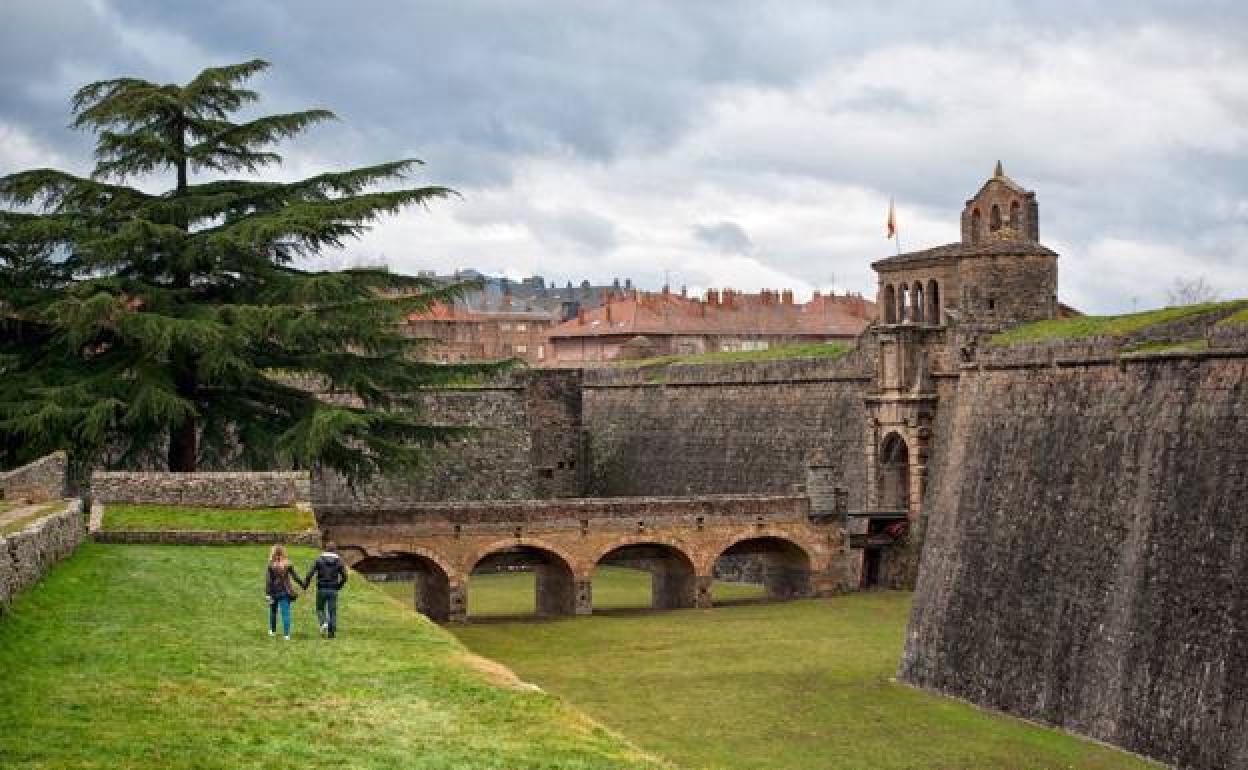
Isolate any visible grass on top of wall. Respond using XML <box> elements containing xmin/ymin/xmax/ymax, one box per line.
<box><xmin>614</xmin><ymin>340</ymin><xmax>850</xmax><ymax>369</ymax></box>
<box><xmin>989</xmin><ymin>299</ymin><xmax>1248</xmax><ymax>346</ymax></box>
<box><xmin>0</xmin><ymin>544</ymin><xmax>662</xmax><ymax>770</ymax></box>
<box><xmin>0</xmin><ymin>502</ymin><xmax>70</xmax><ymax>535</ymax></box>
<box><xmin>1218</xmin><ymin>306</ymin><xmax>1248</xmax><ymax>325</ymax></box>
<box><xmin>102</xmin><ymin>504</ymin><xmax>316</xmax><ymax>532</ymax></box>
<box><xmin>453</xmin><ymin>591</ymin><xmax>1162</xmax><ymax>770</ymax></box>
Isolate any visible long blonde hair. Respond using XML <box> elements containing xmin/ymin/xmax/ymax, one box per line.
<box><xmin>269</xmin><ymin>544</ymin><xmax>291</xmax><ymax>573</ymax></box>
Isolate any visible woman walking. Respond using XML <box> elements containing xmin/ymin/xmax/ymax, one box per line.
<box><xmin>265</xmin><ymin>545</ymin><xmax>305</xmax><ymax>640</ymax></box>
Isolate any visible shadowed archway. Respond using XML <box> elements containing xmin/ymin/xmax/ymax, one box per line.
<box><xmin>469</xmin><ymin>545</ymin><xmax>577</xmax><ymax>619</ymax></box>
<box><xmin>712</xmin><ymin>536</ymin><xmax>812</xmax><ymax>603</ymax></box>
<box><xmin>352</xmin><ymin>552</ymin><xmax>453</xmax><ymax>622</ymax></box>
<box><xmin>594</xmin><ymin>542</ymin><xmax>698</xmax><ymax>611</ymax></box>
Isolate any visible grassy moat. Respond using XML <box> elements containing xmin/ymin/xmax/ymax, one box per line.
<box><xmin>0</xmin><ymin>547</ymin><xmax>1159</xmax><ymax>769</ymax></box>
<box><xmin>450</xmin><ymin>571</ymin><xmax>1160</xmax><ymax>770</ymax></box>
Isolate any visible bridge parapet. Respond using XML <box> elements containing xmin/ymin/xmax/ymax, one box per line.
<box><xmin>316</xmin><ymin>494</ymin><xmax>812</xmax><ymax>532</ymax></box>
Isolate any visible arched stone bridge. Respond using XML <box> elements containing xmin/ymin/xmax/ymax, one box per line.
<box><xmin>316</xmin><ymin>495</ymin><xmax>852</xmax><ymax>622</ymax></box>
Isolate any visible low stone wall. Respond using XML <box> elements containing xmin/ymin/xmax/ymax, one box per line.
<box><xmin>92</xmin><ymin>471</ymin><xmax>311</xmax><ymax>508</ymax></box>
<box><xmin>91</xmin><ymin>529</ymin><xmax>320</xmax><ymax>547</ymax></box>
<box><xmin>0</xmin><ymin>500</ymin><xmax>84</xmax><ymax>609</ymax></box>
<box><xmin>0</xmin><ymin>451</ymin><xmax>68</xmax><ymax>503</ymax></box>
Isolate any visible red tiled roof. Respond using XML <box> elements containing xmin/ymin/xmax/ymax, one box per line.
<box><xmin>547</xmin><ymin>290</ymin><xmax>873</xmax><ymax>339</ymax></box>
<box><xmin>407</xmin><ymin>303</ymin><xmax>554</xmax><ymax>323</ymax></box>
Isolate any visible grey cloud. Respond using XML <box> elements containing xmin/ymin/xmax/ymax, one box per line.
<box><xmin>3</xmin><ymin>1</ymin><xmax>1248</xmax><ymax>313</ymax></box>
<box><xmin>694</xmin><ymin>221</ymin><xmax>753</xmax><ymax>255</ymax></box>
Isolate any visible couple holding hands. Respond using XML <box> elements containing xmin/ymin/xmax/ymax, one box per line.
<box><xmin>265</xmin><ymin>543</ymin><xmax>348</xmax><ymax>640</ymax></box>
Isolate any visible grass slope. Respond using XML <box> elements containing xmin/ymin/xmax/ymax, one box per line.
<box><xmin>454</xmin><ymin>592</ymin><xmax>1160</xmax><ymax>770</ymax></box>
<box><xmin>990</xmin><ymin>299</ymin><xmax>1247</xmax><ymax>346</ymax></box>
<box><xmin>102</xmin><ymin>504</ymin><xmax>316</xmax><ymax>532</ymax></box>
<box><xmin>0</xmin><ymin>544</ymin><xmax>662</xmax><ymax>770</ymax></box>
<box><xmin>0</xmin><ymin>502</ymin><xmax>69</xmax><ymax>535</ymax></box>
<box><xmin>375</xmin><ymin>567</ymin><xmax>765</xmax><ymax>617</ymax></box>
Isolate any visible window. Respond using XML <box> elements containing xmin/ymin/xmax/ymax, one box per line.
<box><xmin>990</xmin><ymin>204</ymin><xmax>1002</xmax><ymax>232</ymax></box>
<box><xmin>515</xmin><ymin>345</ymin><xmax>527</xmax><ymax>354</ymax></box>
<box><xmin>971</xmin><ymin>209</ymin><xmax>982</xmax><ymax>243</ymax></box>
<box><xmin>537</xmin><ymin>345</ymin><xmax>545</xmax><ymax>359</ymax></box>
<box><xmin>515</xmin><ymin>323</ymin><xmax>527</xmax><ymax>331</ymax></box>
<box><xmin>499</xmin><ymin>323</ymin><xmax>511</xmax><ymax>331</ymax></box>
<box><xmin>882</xmin><ymin>284</ymin><xmax>896</xmax><ymax>323</ymax></box>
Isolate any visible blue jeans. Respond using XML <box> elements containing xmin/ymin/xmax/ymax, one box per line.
<box><xmin>269</xmin><ymin>596</ymin><xmax>291</xmax><ymax>636</ymax></box>
<box><xmin>316</xmin><ymin>590</ymin><xmax>338</xmax><ymax>637</ymax></box>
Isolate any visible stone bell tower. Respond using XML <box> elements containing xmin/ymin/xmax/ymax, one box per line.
<box><xmin>859</xmin><ymin>162</ymin><xmax>1061</xmax><ymax>588</ymax></box>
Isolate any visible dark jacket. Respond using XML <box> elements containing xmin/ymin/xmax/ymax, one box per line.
<box><xmin>304</xmin><ymin>552</ymin><xmax>348</xmax><ymax>593</ymax></box>
<box><xmin>265</xmin><ymin>564</ymin><xmax>304</xmax><ymax>599</ymax></box>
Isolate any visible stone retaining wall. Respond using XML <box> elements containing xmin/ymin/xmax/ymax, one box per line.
<box><xmin>0</xmin><ymin>500</ymin><xmax>84</xmax><ymax>610</ymax></box>
<box><xmin>0</xmin><ymin>451</ymin><xmax>68</xmax><ymax>503</ymax></box>
<box><xmin>92</xmin><ymin>471</ymin><xmax>310</xmax><ymax>508</ymax></box>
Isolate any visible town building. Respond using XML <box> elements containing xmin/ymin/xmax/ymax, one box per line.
<box><xmin>545</xmin><ymin>287</ymin><xmax>874</xmax><ymax>365</ymax></box>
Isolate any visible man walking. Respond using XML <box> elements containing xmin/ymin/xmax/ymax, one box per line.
<box><xmin>304</xmin><ymin>542</ymin><xmax>349</xmax><ymax>638</ymax></box>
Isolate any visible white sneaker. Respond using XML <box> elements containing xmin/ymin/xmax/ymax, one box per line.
<box><xmin>284</xmin><ymin>635</ymin><xmax>291</xmax><ymax>641</ymax></box>
<box><xmin>268</xmin><ymin>630</ymin><xmax>276</xmax><ymax>638</ymax></box>
<box><xmin>320</xmin><ymin>622</ymin><xmax>328</xmax><ymax>637</ymax></box>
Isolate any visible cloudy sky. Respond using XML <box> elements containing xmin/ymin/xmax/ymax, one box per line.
<box><xmin>3</xmin><ymin>1</ymin><xmax>1247</xmax><ymax>312</ymax></box>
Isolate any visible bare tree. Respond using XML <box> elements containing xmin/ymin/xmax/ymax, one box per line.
<box><xmin>1166</xmin><ymin>275</ymin><xmax>1219</xmax><ymax>306</ymax></box>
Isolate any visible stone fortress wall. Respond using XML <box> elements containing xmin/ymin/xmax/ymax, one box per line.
<box><xmin>900</xmin><ymin>342</ymin><xmax>1248</xmax><ymax>770</ymax></box>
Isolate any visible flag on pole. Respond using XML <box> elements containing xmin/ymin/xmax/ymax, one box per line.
<box><xmin>886</xmin><ymin>198</ymin><xmax>896</xmax><ymax>239</ymax></box>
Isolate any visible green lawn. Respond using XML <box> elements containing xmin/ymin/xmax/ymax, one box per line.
<box><xmin>0</xmin><ymin>544</ymin><xmax>662</xmax><ymax>770</ymax></box>
<box><xmin>374</xmin><ymin>566</ymin><xmax>766</xmax><ymax>617</ymax></box>
<box><xmin>102</xmin><ymin>504</ymin><xmax>316</xmax><ymax>532</ymax></box>
<box><xmin>990</xmin><ymin>299</ymin><xmax>1248</xmax><ymax>346</ymax></box>
<box><xmin>453</xmin><ymin>593</ymin><xmax>1160</xmax><ymax>770</ymax></box>
<box><xmin>0</xmin><ymin>502</ymin><xmax>69</xmax><ymax>535</ymax></box>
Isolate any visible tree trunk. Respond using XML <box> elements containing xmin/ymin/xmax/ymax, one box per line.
<box><xmin>167</xmin><ymin>362</ymin><xmax>197</xmax><ymax>472</ymax></box>
<box><xmin>167</xmin><ymin>112</ymin><xmax>195</xmax><ymax>471</ymax></box>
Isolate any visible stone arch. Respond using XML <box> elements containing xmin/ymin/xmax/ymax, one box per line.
<box><xmin>878</xmin><ymin>432</ymin><xmax>910</xmax><ymax>511</ymax></box>
<box><xmin>898</xmin><ymin>284</ymin><xmax>910</xmax><ymax>323</ymax></box>
<box><xmin>712</xmin><ymin>536</ymin><xmax>813</xmax><ymax>602</ymax></box>
<box><xmin>927</xmin><ymin>280</ymin><xmax>941</xmax><ymax>325</ymax></box>
<box><xmin>882</xmin><ymin>284</ymin><xmax>896</xmax><ymax>323</ymax></box>
<box><xmin>353</xmin><ymin>550</ymin><xmax>454</xmax><ymax>623</ymax></box>
<box><xmin>911</xmin><ymin>281</ymin><xmax>924</xmax><ymax>324</ymax></box>
<box><xmin>594</xmin><ymin>540</ymin><xmax>699</xmax><ymax>611</ymax></box>
<box><xmin>971</xmin><ymin>208</ymin><xmax>982</xmax><ymax>243</ymax></box>
<box><xmin>990</xmin><ymin>203</ymin><xmax>1002</xmax><ymax>232</ymax></box>
<box><xmin>1009</xmin><ymin>199</ymin><xmax>1022</xmax><ymax>230</ymax></box>
<box><xmin>467</xmin><ymin>541</ymin><xmax>578</xmax><ymax>618</ymax></box>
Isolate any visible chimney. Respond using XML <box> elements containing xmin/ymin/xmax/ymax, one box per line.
<box><xmin>577</xmin><ymin>307</ymin><xmax>586</xmax><ymax>325</ymax></box>
<box><xmin>782</xmin><ymin>289</ymin><xmax>794</xmax><ymax>305</ymax></box>
<box><xmin>680</xmin><ymin>285</ymin><xmax>687</xmax><ymax>298</ymax></box>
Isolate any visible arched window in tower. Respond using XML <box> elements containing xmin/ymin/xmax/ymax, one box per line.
<box><xmin>990</xmin><ymin>204</ymin><xmax>1002</xmax><ymax>232</ymax></box>
<box><xmin>971</xmin><ymin>209</ymin><xmax>982</xmax><ymax>244</ymax></box>
<box><xmin>1009</xmin><ymin>200</ymin><xmax>1021</xmax><ymax>231</ymax></box>
<box><xmin>878</xmin><ymin>432</ymin><xmax>910</xmax><ymax>511</ymax></box>
<box><xmin>912</xmin><ymin>281</ymin><xmax>924</xmax><ymax>323</ymax></box>
<box><xmin>898</xmin><ymin>284</ymin><xmax>909</xmax><ymax>322</ymax></box>
<box><xmin>882</xmin><ymin>284</ymin><xmax>896</xmax><ymax>323</ymax></box>
<box><xmin>927</xmin><ymin>280</ymin><xmax>940</xmax><ymax>324</ymax></box>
